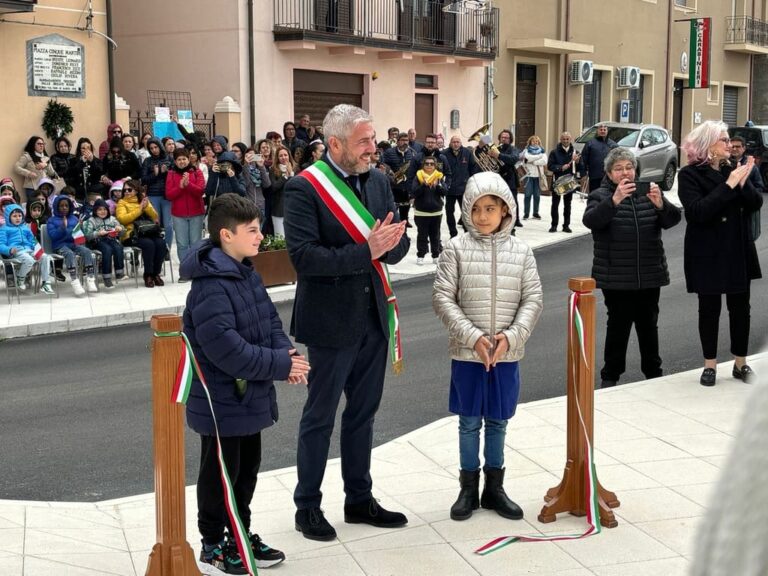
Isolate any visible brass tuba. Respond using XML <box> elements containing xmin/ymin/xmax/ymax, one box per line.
<box><xmin>393</xmin><ymin>160</ymin><xmax>411</xmax><ymax>185</ymax></box>
<box><xmin>469</xmin><ymin>124</ymin><xmax>504</xmax><ymax>172</ymax></box>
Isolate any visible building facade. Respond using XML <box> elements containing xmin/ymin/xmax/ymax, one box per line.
<box><xmin>0</xmin><ymin>0</ymin><xmax>111</xmax><ymax>190</ymax></box>
<box><xmin>111</xmin><ymin>0</ymin><xmax>498</xmax><ymax>145</ymax></box>
<box><xmin>493</xmin><ymin>0</ymin><xmax>766</xmax><ymax>152</ymax></box>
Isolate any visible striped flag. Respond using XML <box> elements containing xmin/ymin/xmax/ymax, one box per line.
<box><xmin>32</xmin><ymin>242</ymin><xmax>44</xmax><ymax>261</ymax></box>
<box><xmin>72</xmin><ymin>221</ymin><xmax>86</xmax><ymax>245</ymax></box>
<box><xmin>689</xmin><ymin>18</ymin><xmax>711</xmax><ymax>89</ymax></box>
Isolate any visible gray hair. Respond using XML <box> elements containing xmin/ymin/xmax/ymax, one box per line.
<box><xmin>322</xmin><ymin>104</ymin><xmax>374</xmax><ymax>141</ymax></box>
<box><xmin>604</xmin><ymin>146</ymin><xmax>637</xmax><ymax>173</ymax></box>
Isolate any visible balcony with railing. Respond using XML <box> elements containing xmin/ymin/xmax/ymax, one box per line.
<box><xmin>725</xmin><ymin>15</ymin><xmax>768</xmax><ymax>54</ymax></box>
<box><xmin>273</xmin><ymin>0</ymin><xmax>499</xmax><ymax>59</ymax></box>
<box><xmin>0</xmin><ymin>0</ymin><xmax>36</xmax><ymax>14</ymax></box>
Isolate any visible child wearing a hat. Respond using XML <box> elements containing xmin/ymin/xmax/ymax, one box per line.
<box><xmin>0</xmin><ymin>202</ymin><xmax>56</xmax><ymax>295</ymax></box>
<box><xmin>83</xmin><ymin>198</ymin><xmax>125</xmax><ymax>289</ymax></box>
<box><xmin>0</xmin><ymin>178</ymin><xmax>21</xmax><ymax>205</ymax></box>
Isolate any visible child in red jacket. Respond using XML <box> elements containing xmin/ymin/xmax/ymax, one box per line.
<box><xmin>165</xmin><ymin>148</ymin><xmax>205</xmax><ymax>280</ymax></box>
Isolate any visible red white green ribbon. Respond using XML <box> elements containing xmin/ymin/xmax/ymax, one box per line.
<box><xmin>474</xmin><ymin>291</ymin><xmax>601</xmax><ymax>555</ymax></box>
<box><xmin>33</xmin><ymin>242</ymin><xmax>44</xmax><ymax>261</ymax></box>
<box><xmin>157</xmin><ymin>330</ymin><xmax>259</xmax><ymax>576</ymax></box>
<box><xmin>300</xmin><ymin>160</ymin><xmax>403</xmax><ymax>373</ymax></box>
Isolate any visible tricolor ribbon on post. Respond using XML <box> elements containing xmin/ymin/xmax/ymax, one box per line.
<box><xmin>156</xmin><ymin>330</ymin><xmax>259</xmax><ymax>576</ymax></box>
<box><xmin>474</xmin><ymin>291</ymin><xmax>601</xmax><ymax>555</ymax></box>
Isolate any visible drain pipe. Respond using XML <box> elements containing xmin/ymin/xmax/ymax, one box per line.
<box><xmin>485</xmin><ymin>1</ymin><xmax>494</xmax><ymax>131</ymax></box>
<box><xmin>664</xmin><ymin>0</ymin><xmax>673</xmax><ymax>128</ymax></box>
<box><xmin>248</xmin><ymin>0</ymin><xmax>256</xmax><ymax>145</ymax></box>
<box><xmin>562</xmin><ymin>0</ymin><xmax>570</xmax><ymax>132</ymax></box>
<box><xmin>106</xmin><ymin>0</ymin><xmax>115</xmax><ymax>123</ymax></box>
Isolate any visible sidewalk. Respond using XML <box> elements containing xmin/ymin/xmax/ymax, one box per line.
<box><xmin>0</xmin><ymin>353</ymin><xmax>760</xmax><ymax>576</ymax></box>
<box><xmin>1</xmin><ymin>186</ymin><xmax>680</xmax><ymax>340</ymax></box>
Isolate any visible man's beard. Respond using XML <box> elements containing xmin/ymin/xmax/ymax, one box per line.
<box><xmin>340</xmin><ymin>149</ymin><xmax>371</xmax><ymax>175</ymax></box>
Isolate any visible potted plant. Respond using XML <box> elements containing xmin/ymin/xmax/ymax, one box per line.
<box><xmin>250</xmin><ymin>234</ymin><xmax>297</xmax><ymax>287</ymax></box>
<box><xmin>465</xmin><ymin>38</ymin><xmax>478</xmax><ymax>50</ymax></box>
<box><xmin>480</xmin><ymin>21</ymin><xmax>494</xmax><ymax>38</ymax></box>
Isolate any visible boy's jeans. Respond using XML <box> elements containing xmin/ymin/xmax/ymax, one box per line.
<box><xmin>14</xmin><ymin>251</ymin><xmax>52</xmax><ymax>283</ymax></box>
<box><xmin>56</xmin><ymin>245</ymin><xmax>94</xmax><ymax>271</ymax></box>
<box><xmin>93</xmin><ymin>238</ymin><xmax>125</xmax><ymax>276</ymax></box>
<box><xmin>458</xmin><ymin>416</ymin><xmax>508</xmax><ymax>471</ymax></box>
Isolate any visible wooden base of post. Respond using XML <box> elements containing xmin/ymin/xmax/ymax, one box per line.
<box><xmin>538</xmin><ymin>461</ymin><xmax>620</xmax><ymax>527</ymax></box>
<box><xmin>538</xmin><ymin>278</ymin><xmax>620</xmax><ymax>529</ymax></box>
<box><xmin>145</xmin><ymin>542</ymin><xmax>201</xmax><ymax>576</ymax></box>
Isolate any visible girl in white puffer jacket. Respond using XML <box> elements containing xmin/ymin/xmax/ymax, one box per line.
<box><xmin>433</xmin><ymin>171</ymin><xmax>543</xmax><ymax>523</ymax></box>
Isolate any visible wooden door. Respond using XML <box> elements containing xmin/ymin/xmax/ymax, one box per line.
<box><xmin>515</xmin><ymin>64</ymin><xmax>537</xmax><ymax>147</ymax></box>
<box><xmin>415</xmin><ymin>93</ymin><xmax>435</xmax><ymax>140</ymax></box>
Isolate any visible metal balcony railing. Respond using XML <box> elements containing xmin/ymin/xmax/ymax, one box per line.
<box><xmin>726</xmin><ymin>15</ymin><xmax>768</xmax><ymax>47</ymax></box>
<box><xmin>273</xmin><ymin>0</ymin><xmax>499</xmax><ymax>58</ymax></box>
<box><xmin>0</xmin><ymin>0</ymin><xmax>37</xmax><ymax>14</ymax></box>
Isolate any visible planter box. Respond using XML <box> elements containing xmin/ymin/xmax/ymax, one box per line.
<box><xmin>250</xmin><ymin>249</ymin><xmax>296</xmax><ymax>287</ymax></box>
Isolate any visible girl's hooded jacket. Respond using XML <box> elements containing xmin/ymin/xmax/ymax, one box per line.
<box><xmin>166</xmin><ymin>165</ymin><xmax>206</xmax><ymax>217</ymax></box>
<box><xmin>432</xmin><ymin>172</ymin><xmax>543</xmax><ymax>363</ymax></box>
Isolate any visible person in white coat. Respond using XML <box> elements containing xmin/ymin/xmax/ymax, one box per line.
<box><xmin>516</xmin><ymin>135</ymin><xmax>548</xmax><ymax>220</ymax></box>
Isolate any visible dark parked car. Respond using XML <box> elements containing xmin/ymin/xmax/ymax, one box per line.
<box><xmin>728</xmin><ymin>125</ymin><xmax>768</xmax><ymax>183</ymax></box>
<box><xmin>574</xmin><ymin>122</ymin><xmax>678</xmax><ymax>190</ymax></box>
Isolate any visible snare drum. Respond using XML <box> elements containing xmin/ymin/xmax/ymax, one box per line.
<box><xmin>553</xmin><ymin>174</ymin><xmax>579</xmax><ymax>196</ymax></box>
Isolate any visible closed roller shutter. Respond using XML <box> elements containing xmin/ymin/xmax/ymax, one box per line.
<box><xmin>723</xmin><ymin>86</ymin><xmax>739</xmax><ymax>127</ymax></box>
<box><xmin>293</xmin><ymin>70</ymin><xmax>364</xmax><ymax>125</ymax></box>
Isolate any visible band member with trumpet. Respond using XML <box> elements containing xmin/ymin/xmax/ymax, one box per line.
<box><xmin>444</xmin><ymin>135</ymin><xmax>479</xmax><ymax>237</ymax></box>
<box><xmin>547</xmin><ymin>132</ymin><xmax>583</xmax><ymax>233</ymax></box>
<box><xmin>382</xmin><ymin>132</ymin><xmax>416</xmax><ymax>226</ymax></box>
<box><xmin>494</xmin><ymin>130</ymin><xmax>522</xmax><ymax>227</ymax></box>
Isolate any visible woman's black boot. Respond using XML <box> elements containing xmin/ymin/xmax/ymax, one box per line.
<box><xmin>450</xmin><ymin>469</ymin><xmax>480</xmax><ymax>521</ymax></box>
<box><xmin>480</xmin><ymin>468</ymin><xmax>523</xmax><ymax>520</ymax></box>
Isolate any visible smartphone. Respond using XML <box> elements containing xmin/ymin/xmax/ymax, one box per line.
<box><xmin>634</xmin><ymin>181</ymin><xmax>651</xmax><ymax>198</ymax></box>
<box><xmin>254</xmin><ymin>153</ymin><xmax>263</xmax><ymax>162</ymax></box>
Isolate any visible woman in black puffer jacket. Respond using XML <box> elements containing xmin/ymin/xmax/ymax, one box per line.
<box><xmin>583</xmin><ymin>147</ymin><xmax>681</xmax><ymax>388</ymax></box>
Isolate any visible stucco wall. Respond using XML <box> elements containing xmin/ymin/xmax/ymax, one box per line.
<box><xmin>0</xmin><ymin>0</ymin><xmax>110</xmax><ymax>192</ymax></box>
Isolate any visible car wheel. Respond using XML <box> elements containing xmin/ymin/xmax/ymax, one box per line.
<box><xmin>660</xmin><ymin>162</ymin><xmax>676</xmax><ymax>191</ymax></box>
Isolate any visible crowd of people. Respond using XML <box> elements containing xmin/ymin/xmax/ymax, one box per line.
<box><xmin>1</xmin><ymin>115</ymin><xmax>584</xmax><ymax>299</ymax></box>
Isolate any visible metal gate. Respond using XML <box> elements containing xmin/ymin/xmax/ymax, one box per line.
<box><xmin>723</xmin><ymin>86</ymin><xmax>739</xmax><ymax>127</ymax></box>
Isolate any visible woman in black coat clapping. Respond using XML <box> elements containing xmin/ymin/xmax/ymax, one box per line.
<box><xmin>678</xmin><ymin>120</ymin><xmax>763</xmax><ymax>386</ymax></box>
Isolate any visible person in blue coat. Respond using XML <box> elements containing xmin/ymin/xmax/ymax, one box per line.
<box><xmin>581</xmin><ymin>123</ymin><xmax>618</xmax><ymax>193</ymax></box>
<box><xmin>182</xmin><ymin>194</ymin><xmax>310</xmax><ymax>571</ymax></box>
<box><xmin>205</xmin><ymin>150</ymin><xmax>247</xmax><ymax>200</ymax></box>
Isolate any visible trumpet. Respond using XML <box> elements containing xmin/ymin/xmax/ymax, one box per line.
<box><xmin>469</xmin><ymin>123</ymin><xmax>504</xmax><ymax>173</ymax></box>
<box><xmin>393</xmin><ymin>160</ymin><xmax>411</xmax><ymax>185</ymax></box>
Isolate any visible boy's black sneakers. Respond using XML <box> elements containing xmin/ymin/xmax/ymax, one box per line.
<box><xmin>199</xmin><ymin>539</ymin><xmax>247</xmax><ymax>575</ymax></box>
<box><xmin>248</xmin><ymin>532</ymin><xmax>286</xmax><ymax>568</ymax></box>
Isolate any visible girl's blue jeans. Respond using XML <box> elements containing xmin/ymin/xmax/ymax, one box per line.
<box><xmin>458</xmin><ymin>416</ymin><xmax>508</xmax><ymax>471</ymax></box>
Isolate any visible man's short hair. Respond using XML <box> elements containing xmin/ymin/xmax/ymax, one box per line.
<box><xmin>208</xmin><ymin>195</ymin><xmax>262</xmax><ymax>247</ymax></box>
<box><xmin>397</xmin><ymin>132</ymin><xmax>409</xmax><ymax>140</ymax></box>
<box><xmin>730</xmin><ymin>135</ymin><xmax>746</xmax><ymax>147</ymax></box>
<box><xmin>322</xmin><ymin>104</ymin><xmax>374</xmax><ymax>141</ymax></box>
<box><xmin>425</xmin><ymin>133</ymin><xmax>437</xmax><ymax>141</ymax></box>
<box><xmin>498</xmin><ymin>129</ymin><xmax>513</xmax><ymax>142</ymax></box>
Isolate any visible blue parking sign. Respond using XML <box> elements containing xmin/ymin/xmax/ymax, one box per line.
<box><xmin>620</xmin><ymin>100</ymin><xmax>630</xmax><ymax>123</ymax></box>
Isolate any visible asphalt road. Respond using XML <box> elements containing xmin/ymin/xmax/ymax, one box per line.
<box><xmin>2</xmin><ymin>219</ymin><xmax>766</xmax><ymax>501</ymax></box>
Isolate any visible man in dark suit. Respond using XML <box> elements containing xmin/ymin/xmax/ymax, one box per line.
<box><xmin>284</xmin><ymin>104</ymin><xmax>410</xmax><ymax>542</ymax></box>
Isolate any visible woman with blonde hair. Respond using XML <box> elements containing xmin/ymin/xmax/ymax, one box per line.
<box><xmin>517</xmin><ymin>135</ymin><xmax>547</xmax><ymax>220</ymax></box>
<box><xmin>678</xmin><ymin>120</ymin><xmax>762</xmax><ymax>386</ymax></box>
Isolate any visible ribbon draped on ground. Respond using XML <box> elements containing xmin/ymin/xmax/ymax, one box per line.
<box><xmin>474</xmin><ymin>291</ymin><xmax>601</xmax><ymax>555</ymax></box>
<box><xmin>300</xmin><ymin>160</ymin><xmax>403</xmax><ymax>373</ymax></box>
<box><xmin>155</xmin><ymin>330</ymin><xmax>259</xmax><ymax>576</ymax></box>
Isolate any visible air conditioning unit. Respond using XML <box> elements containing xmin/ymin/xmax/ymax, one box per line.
<box><xmin>617</xmin><ymin>66</ymin><xmax>641</xmax><ymax>89</ymax></box>
<box><xmin>569</xmin><ymin>60</ymin><xmax>594</xmax><ymax>85</ymax></box>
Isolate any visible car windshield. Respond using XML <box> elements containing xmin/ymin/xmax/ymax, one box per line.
<box><xmin>577</xmin><ymin>126</ymin><xmax>641</xmax><ymax>147</ymax></box>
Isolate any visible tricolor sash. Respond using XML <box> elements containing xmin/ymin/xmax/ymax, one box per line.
<box><xmin>300</xmin><ymin>160</ymin><xmax>403</xmax><ymax>373</ymax></box>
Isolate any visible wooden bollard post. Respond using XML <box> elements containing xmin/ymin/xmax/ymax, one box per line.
<box><xmin>145</xmin><ymin>315</ymin><xmax>201</xmax><ymax>576</ymax></box>
<box><xmin>538</xmin><ymin>278</ymin><xmax>620</xmax><ymax>527</ymax></box>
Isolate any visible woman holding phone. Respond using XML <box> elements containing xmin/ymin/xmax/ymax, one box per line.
<box><xmin>583</xmin><ymin>147</ymin><xmax>681</xmax><ymax>388</ymax></box>
<box><xmin>678</xmin><ymin>121</ymin><xmax>763</xmax><ymax>386</ymax></box>
<box><xmin>243</xmin><ymin>147</ymin><xmax>271</xmax><ymax>213</ymax></box>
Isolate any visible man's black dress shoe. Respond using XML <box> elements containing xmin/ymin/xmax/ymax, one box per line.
<box><xmin>344</xmin><ymin>498</ymin><xmax>408</xmax><ymax>528</ymax></box>
<box><xmin>295</xmin><ymin>508</ymin><xmax>336</xmax><ymax>541</ymax></box>
<box><xmin>700</xmin><ymin>368</ymin><xmax>716</xmax><ymax>387</ymax></box>
<box><xmin>733</xmin><ymin>364</ymin><xmax>755</xmax><ymax>383</ymax></box>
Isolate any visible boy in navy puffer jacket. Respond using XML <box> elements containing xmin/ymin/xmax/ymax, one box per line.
<box><xmin>181</xmin><ymin>194</ymin><xmax>310</xmax><ymax>572</ymax></box>
<box><xmin>0</xmin><ymin>203</ymin><xmax>55</xmax><ymax>295</ymax></box>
